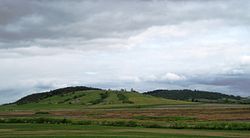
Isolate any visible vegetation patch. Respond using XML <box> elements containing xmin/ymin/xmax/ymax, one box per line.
<box><xmin>0</xmin><ymin>117</ymin><xmax>71</xmax><ymax>124</ymax></box>
<box><xmin>1</xmin><ymin>117</ymin><xmax>250</xmax><ymax>130</ymax></box>
<box><xmin>117</xmin><ymin>93</ymin><xmax>134</xmax><ymax>104</ymax></box>
<box><xmin>35</xmin><ymin>111</ymin><xmax>50</xmax><ymax>115</ymax></box>
<box><xmin>58</xmin><ymin>93</ymin><xmax>86</xmax><ymax>104</ymax></box>
<box><xmin>90</xmin><ymin>92</ymin><xmax>109</xmax><ymax>105</ymax></box>
<box><xmin>133</xmin><ymin>116</ymin><xmax>196</xmax><ymax>121</ymax></box>
<box><xmin>14</xmin><ymin>86</ymin><xmax>100</xmax><ymax>105</ymax></box>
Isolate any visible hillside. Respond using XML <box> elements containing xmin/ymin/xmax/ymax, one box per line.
<box><xmin>145</xmin><ymin>89</ymin><xmax>243</xmax><ymax>103</ymax></box>
<box><xmin>4</xmin><ymin>87</ymin><xmax>190</xmax><ymax>110</ymax></box>
<box><xmin>14</xmin><ymin>86</ymin><xmax>100</xmax><ymax>105</ymax></box>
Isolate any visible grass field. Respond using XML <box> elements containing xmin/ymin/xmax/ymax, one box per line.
<box><xmin>1</xmin><ymin>123</ymin><xmax>250</xmax><ymax>138</ymax></box>
<box><xmin>1</xmin><ymin>90</ymin><xmax>250</xmax><ymax>137</ymax></box>
<box><xmin>0</xmin><ymin>104</ymin><xmax>250</xmax><ymax>137</ymax></box>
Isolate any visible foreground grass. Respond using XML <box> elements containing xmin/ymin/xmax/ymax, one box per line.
<box><xmin>0</xmin><ymin>123</ymin><xmax>250</xmax><ymax>138</ymax></box>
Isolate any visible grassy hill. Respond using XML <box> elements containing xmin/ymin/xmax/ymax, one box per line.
<box><xmin>14</xmin><ymin>86</ymin><xmax>101</xmax><ymax>105</ymax></box>
<box><xmin>2</xmin><ymin>87</ymin><xmax>190</xmax><ymax>110</ymax></box>
<box><xmin>144</xmin><ymin>89</ymin><xmax>246</xmax><ymax>104</ymax></box>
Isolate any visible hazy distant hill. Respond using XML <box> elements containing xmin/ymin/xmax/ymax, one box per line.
<box><xmin>144</xmin><ymin>89</ymin><xmax>243</xmax><ymax>103</ymax></box>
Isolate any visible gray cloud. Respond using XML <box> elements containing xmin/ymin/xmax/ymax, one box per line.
<box><xmin>1</xmin><ymin>0</ymin><xmax>250</xmax><ymax>48</ymax></box>
<box><xmin>191</xmin><ymin>74</ymin><xmax>250</xmax><ymax>96</ymax></box>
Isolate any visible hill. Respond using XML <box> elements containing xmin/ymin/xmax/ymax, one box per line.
<box><xmin>4</xmin><ymin>87</ymin><xmax>190</xmax><ymax>110</ymax></box>
<box><xmin>144</xmin><ymin>89</ymin><xmax>244</xmax><ymax>103</ymax></box>
<box><xmin>14</xmin><ymin>86</ymin><xmax>100</xmax><ymax>105</ymax></box>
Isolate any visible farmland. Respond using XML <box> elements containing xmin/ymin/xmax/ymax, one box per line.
<box><xmin>1</xmin><ymin>103</ymin><xmax>250</xmax><ymax>137</ymax></box>
<box><xmin>0</xmin><ymin>88</ymin><xmax>250</xmax><ymax>137</ymax></box>
<box><xmin>1</xmin><ymin>123</ymin><xmax>250</xmax><ymax>138</ymax></box>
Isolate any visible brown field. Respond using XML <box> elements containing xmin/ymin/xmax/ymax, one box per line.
<box><xmin>1</xmin><ymin>104</ymin><xmax>250</xmax><ymax>138</ymax></box>
<box><xmin>1</xmin><ymin>104</ymin><xmax>250</xmax><ymax>122</ymax></box>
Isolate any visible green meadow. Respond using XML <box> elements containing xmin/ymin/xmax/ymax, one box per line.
<box><xmin>1</xmin><ymin>123</ymin><xmax>250</xmax><ymax>138</ymax></box>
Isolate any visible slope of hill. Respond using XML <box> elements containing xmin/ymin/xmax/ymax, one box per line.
<box><xmin>4</xmin><ymin>87</ymin><xmax>190</xmax><ymax>110</ymax></box>
<box><xmin>14</xmin><ymin>86</ymin><xmax>101</xmax><ymax>105</ymax></box>
<box><xmin>144</xmin><ymin>89</ymin><xmax>243</xmax><ymax>103</ymax></box>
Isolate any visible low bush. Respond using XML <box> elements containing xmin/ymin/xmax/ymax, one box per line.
<box><xmin>133</xmin><ymin>116</ymin><xmax>196</xmax><ymax>121</ymax></box>
<box><xmin>191</xmin><ymin>122</ymin><xmax>250</xmax><ymax>130</ymax></box>
<box><xmin>98</xmin><ymin>120</ymin><xmax>138</xmax><ymax>127</ymax></box>
<box><xmin>1</xmin><ymin>117</ymin><xmax>250</xmax><ymax>130</ymax></box>
<box><xmin>0</xmin><ymin>117</ymin><xmax>71</xmax><ymax>124</ymax></box>
<box><xmin>73</xmin><ymin>120</ymin><xmax>92</xmax><ymax>125</ymax></box>
<box><xmin>90</xmin><ymin>92</ymin><xmax>109</xmax><ymax>105</ymax></box>
<box><xmin>35</xmin><ymin>112</ymin><xmax>50</xmax><ymax>115</ymax></box>
<box><xmin>117</xmin><ymin>93</ymin><xmax>133</xmax><ymax>104</ymax></box>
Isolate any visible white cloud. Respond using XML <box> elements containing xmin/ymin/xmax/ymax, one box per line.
<box><xmin>85</xmin><ymin>72</ymin><xmax>98</xmax><ymax>75</ymax></box>
<box><xmin>241</xmin><ymin>56</ymin><xmax>250</xmax><ymax>65</ymax></box>
<box><xmin>161</xmin><ymin>73</ymin><xmax>186</xmax><ymax>81</ymax></box>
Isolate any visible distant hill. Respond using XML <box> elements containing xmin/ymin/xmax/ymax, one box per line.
<box><xmin>7</xmin><ymin>87</ymin><xmax>248</xmax><ymax>110</ymax></box>
<box><xmin>144</xmin><ymin>89</ymin><xmax>243</xmax><ymax>103</ymax></box>
<box><xmin>15</xmin><ymin>86</ymin><xmax>101</xmax><ymax>105</ymax></box>
<box><xmin>7</xmin><ymin>86</ymin><xmax>190</xmax><ymax>110</ymax></box>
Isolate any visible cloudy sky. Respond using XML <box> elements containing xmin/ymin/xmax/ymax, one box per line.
<box><xmin>1</xmin><ymin>0</ymin><xmax>250</xmax><ymax>104</ymax></box>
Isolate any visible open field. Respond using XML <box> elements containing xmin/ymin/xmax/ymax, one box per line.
<box><xmin>1</xmin><ymin>123</ymin><xmax>250</xmax><ymax>138</ymax></box>
<box><xmin>1</xmin><ymin>104</ymin><xmax>250</xmax><ymax>121</ymax></box>
<box><xmin>0</xmin><ymin>104</ymin><xmax>250</xmax><ymax>137</ymax></box>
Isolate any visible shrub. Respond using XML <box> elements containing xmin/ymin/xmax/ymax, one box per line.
<box><xmin>117</xmin><ymin>93</ymin><xmax>133</xmax><ymax>104</ymax></box>
<box><xmin>1</xmin><ymin>117</ymin><xmax>250</xmax><ymax>131</ymax></box>
<box><xmin>0</xmin><ymin>118</ymin><xmax>72</xmax><ymax>124</ymax></box>
<box><xmin>90</xmin><ymin>92</ymin><xmax>109</xmax><ymax>105</ymax></box>
<box><xmin>99</xmin><ymin>120</ymin><xmax>138</xmax><ymax>127</ymax></box>
<box><xmin>74</xmin><ymin>120</ymin><xmax>92</xmax><ymax>125</ymax></box>
<box><xmin>35</xmin><ymin>112</ymin><xmax>50</xmax><ymax>115</ymax></box>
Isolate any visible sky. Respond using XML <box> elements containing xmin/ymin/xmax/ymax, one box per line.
<box><xmin>0</xmin><ymin>0</ymin><xmax>250</xmax><ymax>104</ymax></box>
